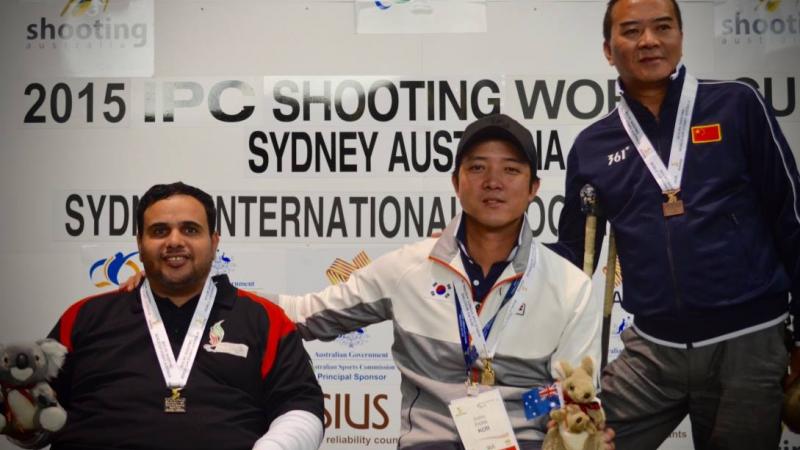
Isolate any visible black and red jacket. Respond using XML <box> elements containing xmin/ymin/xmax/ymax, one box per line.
<box><xmin>47</xmin><ymin>274</ymin><xmax>322</xmax><ymax>450</ymax></box>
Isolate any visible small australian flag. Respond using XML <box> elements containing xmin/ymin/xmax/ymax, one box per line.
<box><xmin>522</xmin><ymin>383</ymin><xmax>562</xmax><ymax>420</ymax></box>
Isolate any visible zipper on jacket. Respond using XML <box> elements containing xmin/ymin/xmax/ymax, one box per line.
<box><xmin>655</xmin><ymin>130</ymin><xmax>684</xmax><ymax>316</ymax></box>
<box><xmin>397</xmin><ymin>386</ymin><xmax>422</xmax><ymax>448</ymax></box>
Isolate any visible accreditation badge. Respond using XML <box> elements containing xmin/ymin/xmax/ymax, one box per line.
<box><xmin>448</xmin><ymin>389</ymin><xmax>519</xmax><ymax>450</ymax></box>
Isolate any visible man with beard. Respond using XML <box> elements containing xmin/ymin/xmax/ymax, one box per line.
<box><xmin>6</xmin><ymin>182</ymin><xmax>324</xmax><ymax>450</ymax></box>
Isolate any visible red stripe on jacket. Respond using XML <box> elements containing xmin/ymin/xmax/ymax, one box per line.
<box><xmin>237</xmin><ymin>290</ymin><xmax>297</xmax><ymax>379</ymax></box>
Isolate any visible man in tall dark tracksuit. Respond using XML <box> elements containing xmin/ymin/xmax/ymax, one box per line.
<box><xmin>554</xmin><ymin>0</ymin><xmax>800</xmax><ymax>449</ymax></box>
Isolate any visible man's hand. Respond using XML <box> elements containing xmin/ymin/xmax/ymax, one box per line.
<box><xmin>121</xmin><ymin>272</ymin><xmax>145</xmax><ymax>292</ymax></box>
<box><xmin>546</xmin><ymin>419</ymin><xmax>615</xmax><ymax>450</ymax></box>
<box><xmin>785</xmin><ymin>347</ymin><xmax>800</xmax><ymax>390</ymax></box>
<box><xmin>600</xmin><ymin>424</ymin><xmax>616</xmax><ymax>450</ymax></box>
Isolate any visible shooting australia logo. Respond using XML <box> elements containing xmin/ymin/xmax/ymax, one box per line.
<box><xmin>25</xmin><ymin>0</ymin><xmax>150</xmax><ymax>51</ymax></box>
<box><xmin>716</xmin><ymin>0</ymin><xmax>800</xmax><ymax>46</ymax></box>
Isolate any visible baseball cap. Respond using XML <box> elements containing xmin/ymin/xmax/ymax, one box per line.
<box><xmin>453</xmin><ymin>113</ymin><xmax>537</xmax><ymax>178</ymax></box>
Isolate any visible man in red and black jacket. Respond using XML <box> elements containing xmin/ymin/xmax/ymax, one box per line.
<box><xmin>10</xmin><ymin>182</ymin><xmax>323</xmax><ymax>450</ymax></box>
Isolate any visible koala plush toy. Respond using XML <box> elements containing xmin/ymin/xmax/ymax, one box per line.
<box><xmin>0</xmin><ymin>339</ymin><xmax>68</xmax><ymax>436</ymax></box>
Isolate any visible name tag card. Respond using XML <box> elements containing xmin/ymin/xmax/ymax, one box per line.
<box><xmin>448</xmin><ymin>389</ymin><xmax>519</xmax><ymax>450</ymax></box>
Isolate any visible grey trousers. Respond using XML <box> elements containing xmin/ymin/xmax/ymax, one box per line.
<box><xmin>600</xmin><ymin>323</ymin><xmax>788</xmax><ymax>450</ymax></box>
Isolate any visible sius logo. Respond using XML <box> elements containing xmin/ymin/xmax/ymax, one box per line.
<box><xmin>717</xmin><ymin>0</ymin><xmax>800</xmax><ymax>45</ymax></box>
<box><xmin>26</xmin><ymin>0</ymin><xmax>148</xmax><ymax>50</ymax></box>
<box><xmin>89</xmin><ymin>251</ymin><xmax>141</xmax><ymax>288</ymax></box>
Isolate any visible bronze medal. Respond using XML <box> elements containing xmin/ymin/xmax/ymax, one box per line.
<box><xmin>164</xmin><ymin>388</ymin><xmax>187</xmax><ymax>413</ymax></box>
<box><xmin>480</xmin><ymin>359</ymin><xmax>496</xmax><ymax>386</ymax></box>
<box><xmin>662</xmin><ymin>189</ymin><xmax>685</xmax><ymax>217</ymax></box>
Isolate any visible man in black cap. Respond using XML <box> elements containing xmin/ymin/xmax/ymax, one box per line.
<box><xmin>274</xmin><ymin>113</ymin><xmax>609</xmax><ymax>449</ymax></box>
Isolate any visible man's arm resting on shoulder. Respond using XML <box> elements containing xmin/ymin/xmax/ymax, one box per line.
<box><xmin>274</xmin><ymin>251</ymin><xmax>398</xmax><ymax>340</ymax></box>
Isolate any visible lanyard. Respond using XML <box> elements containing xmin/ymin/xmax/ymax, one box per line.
<box><xmin>140</xmin><ymin>277</ymin><xmax>216</xmax><ymax>390</ymax></box>
<box><xmin>454</xmin><ymin>244</ymin><xmax>536</xmax><ymax>379</ymax></box>
<box><xmin>617</xmin><ymin>73</ymin><xmax>698</xmax><ymax>193</ymax></box>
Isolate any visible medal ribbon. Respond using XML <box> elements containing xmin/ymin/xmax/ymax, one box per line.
<box><xmin>140</xmin><ymin>277</ymin><xmax>217</xmax><ymax>390</ymax></box>
<box><xmin>617</xmin><ymin>73</ymin><xmax>698</xmax><ymax>194</ymax></box>
<box><xmin>454</xmin><ymin>244</ymin><xmax>537</xmax><ymax>379</ymax></box>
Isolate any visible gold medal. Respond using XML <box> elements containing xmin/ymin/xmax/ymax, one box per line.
<box><xmin>480</xmin><ymin>359</ymin><xmax>496</xmax><ymax>386</ymax></box>
<box><xmin>164</xmin><ymin>388</ymin><xmax>187</xmax><ymax>413</ymax></box>
<box><xmin>662</xmin><ymin>189</ymin><xmax>685</xmax><ymax>217</ymax></box>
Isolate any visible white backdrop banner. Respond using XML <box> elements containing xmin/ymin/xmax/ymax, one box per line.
<box><xmin>1</xmin><ymin>1</ymin><xmax>799</xmax><ymax>449</ymax></box>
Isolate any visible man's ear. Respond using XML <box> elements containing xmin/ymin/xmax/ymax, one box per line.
<box><xmin>211</xmin><ymin>232</ymin><xmax>220</xmax><ymax>253</ymax></box>
<box><xmin>451</xmin><ymin>173</ymin><xmax>460</xmax><ymax>195</ymax></box>
<box><xmin>528</xmin><ymin>179</ymin><xmax>540</xmax><ymax>204</ymax></box>
<box><xmin>603</xmin><ymin>41</ymin><xmax>614</xmax><ymax>66</ymax></box>
<box><xmin>136</xmin><ymin>235</ymin><xmax>143</xmax><ymax>259</ymax></box>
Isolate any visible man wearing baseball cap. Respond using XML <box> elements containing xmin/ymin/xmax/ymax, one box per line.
<box><xmin>273</xmin><ymin>113</ymin><xmax>608</xmax><ymax>449</ymax></box>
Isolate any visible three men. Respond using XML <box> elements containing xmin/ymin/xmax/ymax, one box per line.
<box><xmin>276</xmin><ymin>114</ymin><xmax>604</xmax><ymax>449</ymax></box>
<box><xmin>556</xmin><ymin>0</ymin><xmax>800</xmax><ymax>448</ymax></box>
<box><xmin>16</xmin><ymin>183</ymin><xmax>325</xmax><ymax>450</ymax></box>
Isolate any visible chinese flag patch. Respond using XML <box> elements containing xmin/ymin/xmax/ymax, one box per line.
<box><xmin>691</xmin><ymin>124</ymin><xmax>722</xmax><ymax>144</ymax></box>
